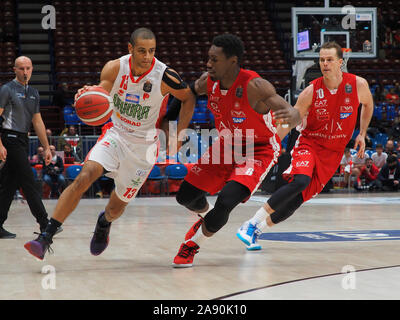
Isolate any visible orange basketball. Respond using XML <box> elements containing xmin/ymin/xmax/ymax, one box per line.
<box><xmin>74</xmin><ymin>86</ymin><xmax>113</xmax><ymax>126</ymax></box>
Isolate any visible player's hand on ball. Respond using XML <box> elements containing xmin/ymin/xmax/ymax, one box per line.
<box><xmin>75</xmin><ymin>85</ymin><xmax>102</xmax><ymax>101</ymax></box>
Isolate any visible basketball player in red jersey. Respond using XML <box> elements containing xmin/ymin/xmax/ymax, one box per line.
<box><xmin>172</xmin><ymin>34</ymin><xmax>301</xmax><ymax>267</ymax></box>
<box><xmin>237</xmin><ymin>41</ymin><xmax>374</xmax><ymax>250</ymax></box>
<box><xmin>24</xmin><ymin>28</ymin><xmax>196</xmax><ymax>260</ymax></box>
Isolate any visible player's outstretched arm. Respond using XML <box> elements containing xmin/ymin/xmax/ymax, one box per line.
<box><xmin>275</xmin><ymin>84</ymin><xmax>313</xmax><ymax>141</ymax></box>
<box><xmin>354</xmin><ymin>76</ymin><xmax>374</xmax><ymax>158</ymax></box>
<box><xmin>247</xmin><ymin>77</ymin><xmax>301</xmax><ymax>135</ymax></box>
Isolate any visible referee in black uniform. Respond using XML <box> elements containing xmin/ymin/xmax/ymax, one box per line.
<box><xmin>0</xmin><ymin>56</ymin><xmax>54</xmax><ymax>238</ymax></box>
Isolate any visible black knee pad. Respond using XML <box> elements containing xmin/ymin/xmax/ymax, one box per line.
<box><xmin>267</xmin><ymin>174</ymin><xmax>311</xmax><ymax>211</ymax></box>
<box><xmin>270</xmin><ymin>193</ymin><xmax>304</xmax><ymax>224</ymax></box>
<box><xmin>176</xmin><ymin>181</ymin><xmax>207</xmax><ymax>211</ymax></box>
<box><xmin>204</xmin><ymin>181</ymin><xmax>250</xmax><ymax>233</ymax></box>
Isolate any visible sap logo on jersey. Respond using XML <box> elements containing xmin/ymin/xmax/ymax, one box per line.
<box><xmin>231</xmin><ymin>110</ymin><xmax>246</xmax><ymax>124</ymax></box>
<box><xmin>233</xmin><ymin>117</ymin><xmax>246</xmax><ymax>123</ymax></box>
<box><xmin>340</xmin><ymin>113</ymin><xmax>352</xmax><ymax>119</ymax></box>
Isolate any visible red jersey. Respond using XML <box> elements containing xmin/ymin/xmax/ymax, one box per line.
<box><xmin>207</xmin><ymin>69</ymin><xmax>280</xmax><ymax>148</ymax></box>
<box><xmin>297</xmin><ymin>72</ymin><xmax>359</xmax><ymax>152</ymax></box>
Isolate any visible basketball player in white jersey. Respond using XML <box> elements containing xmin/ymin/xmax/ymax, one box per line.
<box><xmin>24</xmin><ymin>28</ymin><xmax>196</xmax><ymax>260</ymax></box>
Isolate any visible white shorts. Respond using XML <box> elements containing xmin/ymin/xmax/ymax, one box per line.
<box><xmin>87</xmin><ymin>126</ymin><xmax>158</xmax><ymax>202</ymax></box>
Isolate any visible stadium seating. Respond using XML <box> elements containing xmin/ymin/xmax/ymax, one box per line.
<box><xmin>165</xmin><ymin>164</ymin><xmax>188</xmax><ymax>194</ymax></box>
<box><xmin>141</xmin><ymin>165</ymin><xmax>165</xmax><ymax>195</ymax></box>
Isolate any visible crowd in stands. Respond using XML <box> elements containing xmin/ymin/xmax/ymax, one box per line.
<box><xmin>28</xmin><ymin>124</ymin><xmax>114</xmax><ymax>199</ymax></box>
<box><xmin>340</xmin><ymin>140</ymin><xmax>400</xmax><ymax>192</ymax></box>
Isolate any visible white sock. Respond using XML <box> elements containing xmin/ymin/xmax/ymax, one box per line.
<box><xmin>249</xmin><ymin>207</ymin><xmax>268</xmax><ymax>230</ymax></box>
<box><xmin>188</xmin><ymin>225</ymin><xmax>207</xmax><ymax>247</ymax></box>
<box><xmin>190</xmin><ymin>203</ymin><xmax>214</xmax><ymax>218</ymax></box>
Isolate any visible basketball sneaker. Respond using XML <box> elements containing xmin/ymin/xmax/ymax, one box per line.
<box><xmin>90</xmin><ymin>211</ymin><xmax>111</xmax><ymax>256</ymax></box>
<box><xmin>173</xmin><ymin>240</ymin><xmax>200</xmax><ymax>268</ymax></box>
<box><xmin>236</xmin><ymin>221</ymin><xmax>262</xmax><ymax>251</ymax></box>
<box><xmin>0</xmin><ymin>226</ymin><xmax>16</xmax><ymax>239</ymax></box>
<box><xmin>24</xmin><ymin>232</ymin><xmax>53</xmax><ymax>260</ymax></box>
<box><xmin>40</xmin><ymin>224</ymin><xmax>63</xmax><ymax>235</ymax></box>
<box><xmin>184</xmin><ymin>216</ymin><xmax>204</xmax><ymax>241</ymax></box>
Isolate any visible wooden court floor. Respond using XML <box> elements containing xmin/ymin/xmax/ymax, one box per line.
<box><xmin>1</xmin><ymin>192</ymin><xmax>399</xmax><ymax>300</ymax></box>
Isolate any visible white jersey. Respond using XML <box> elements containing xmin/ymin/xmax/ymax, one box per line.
<box><xmin>110</xmin><ymin>54</ymin><xmax>168</xmax><ymax>141</ymax></box>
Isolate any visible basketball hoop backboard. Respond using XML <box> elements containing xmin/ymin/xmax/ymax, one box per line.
<box><xmin>292</xmin><ymin>6</ymin><xmax>377</xmax><ymax>60</ymax></box>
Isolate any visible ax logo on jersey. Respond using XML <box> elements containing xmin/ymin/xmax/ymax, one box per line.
<box><xmin>113</xmin><ymin>94</ymin><xmax>151</xmax><ymax>126</ymax></box>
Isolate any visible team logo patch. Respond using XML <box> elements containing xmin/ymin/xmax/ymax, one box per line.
<box><xmin>125</xmin><ymin>93</ymin><xmax>140</xmax><ymax>103</ymax></box>
<box><xmin>345</xmin><ymin>83</ymin><xmax>352</xmax><ymax>93</ymax></box>
<box><xmin>143</xmin><ymin>80</ymin><xmax>152</xmax><ymax>93</ymax></box>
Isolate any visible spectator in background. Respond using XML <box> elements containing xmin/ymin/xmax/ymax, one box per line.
<box><xmin>373</xmin><ymin>84</ymin><xmax>385</xmax><ymax>103</ymax></box>
<box><xmin>385</xmin><ymin>139</ymin><xmax>395</xmax><ymax>154</ymax></box>
<box><xmin>30</xmin><ymin>146</ymin><xmax>44</xmax><ymax>166</ymax></box>
<box><xmin>371</xmin><ymin>143</ymin><xmax>388</xmax><ymax>169</ymax></box>
<box><xmin>354</xmin><ymin>158</ymin><xmax>379</xmax><ymax>191</ymax></box>
<box><xmin>58</xmin><ymin>125</ymin><xmax>82</xmax><ymax>156</ymax></box>
<box><xmin>375</xmin><ymin>155</ymin><xmax>400</xmax><ymax>191</ymax></box>
<box><xmin>385</xmin><ymin>88</ymin><xmax>399</xmax><ymax>104</ymax></box>
<box><xmin>42</xmin><ymin>145</ymin><xmax>66</xmax><ymax>198</ymax></box>
<box><xmin>352</xmin><ymin>149</ymin><xmax>368</xmax><ymax>170</ymax></box>
<box><xmin>341</xmin><ymin>148</ymin><xmax>355</xmax><ymax>186</ymax></box>
<box><xmin>46</xmin><ymin>128</ymin><xmax>57</xmax><ymax>146</ymax></box>
<box><xmin>63</xmin><ymin>143</ymin><xmax>82</xmax><ymax>164</ymax></box>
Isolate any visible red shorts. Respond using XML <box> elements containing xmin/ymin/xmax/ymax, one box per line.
<box><xmin>283</xmin><ymin>142</ymin><xmax>342</xmax><ymax>202</ymax></box>
<box><xmin>185</xmin><ymin>138</ymin><xmax>280</xmax><ymax>201</ymax></box>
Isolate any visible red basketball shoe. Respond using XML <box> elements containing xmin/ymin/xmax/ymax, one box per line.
<box><xmin>173</xmin><ymin>240</ymin><xmax>200</xmax><ymax>268</ymax></box>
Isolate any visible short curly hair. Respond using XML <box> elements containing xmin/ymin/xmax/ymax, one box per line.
<box><xmin>212</xmin><ymin>34</ymin><xmax>244</xmax><ymax>64</ymax></box>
